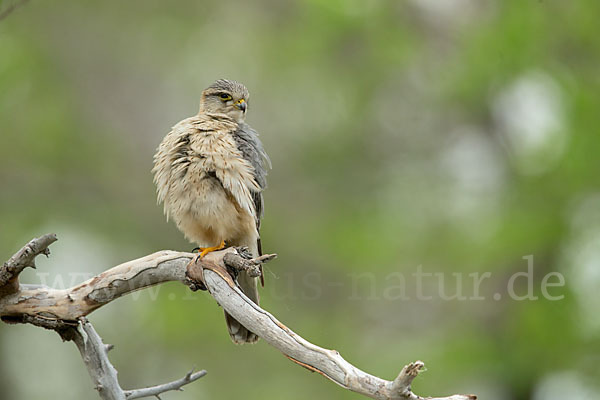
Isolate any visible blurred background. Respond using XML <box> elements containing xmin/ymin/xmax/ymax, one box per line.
<box><xmin>1</xmin><ymin>0</ymin><xmax>599</xmax><ymax>399</ymax></box>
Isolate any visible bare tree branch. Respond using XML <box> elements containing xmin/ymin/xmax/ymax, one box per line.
<box><xmin>188</xmin><ymin>259</ymin><xmax>476</xmax><ymax>400</ymax></box>
<box><xmin>56</xmin><ymin>318</ymin><xmax>206</xmax><ymax>400</ymax></box>
<box><xmin>124</xmin><ymin>369</ymin><xmax>207</xmax><ymax>399</ymax></box>
<box><xmin>1</xmin><ymin>234</ymin><xmax>476</xmax><ymax>400</ymax></box>
<box><xmin>62</xmin><ymin>318</ymin><xmax>126</xmax><ymax>400</ymax></box>
<box><xmin>0</xmin><ymin>0</ymin><xmax>30</xmax><ymax>22</ymax></box>
<box><xmin>0</xmin><ymin>249</ymin><xmax>194</xmax><ymax>321</ymax></box>
<box><xmin>0</xmin><ymin>233</ymin><xmax>57</xmax><ymax>296</ymax></box>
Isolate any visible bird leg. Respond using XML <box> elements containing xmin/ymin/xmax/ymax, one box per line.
<box><xmin>195</xmin><ymin>240</ymin><xmax>226</xmax><ymax>260</ymax></box>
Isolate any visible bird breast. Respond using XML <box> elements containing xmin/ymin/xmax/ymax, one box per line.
<box><xmin>161</xmin><ymin>125</ymin><xmax>258</xmax><ymax>247</ymax></box>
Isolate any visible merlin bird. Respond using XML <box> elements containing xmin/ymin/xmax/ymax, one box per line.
<box><xmin>152</xmin><ymin>79</ymin><xmax>270</xmax><ymax>344</ymax></box>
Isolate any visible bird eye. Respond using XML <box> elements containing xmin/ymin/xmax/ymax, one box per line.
<box><xmin>219</xmin><ymin>93</ymin><xmax>232</xmax><ymax>101</ymax></box>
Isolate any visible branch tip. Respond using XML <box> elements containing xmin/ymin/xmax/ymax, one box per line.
<box><xmin>221</xmin><ymin>250</ymin><xmax>277</xmax><ymax>279</ymax></box>
<box><xmin>0</xmin><ymin>233</ymin><xmax>58</xmax><ymax>292</ymax></box>
<box><xmin>125</xmin><ymin>369</ymin><xmax>207</xmax><ymax>399</ymax></box>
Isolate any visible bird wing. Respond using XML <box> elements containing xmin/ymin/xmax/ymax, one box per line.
<box><xmin>231</xmin><ymin>123</ymin><xmax>270</xmax><ymax>287</ymax></box>
<box><xmin>231</xmin><ymin>122</ymin><xmax>271</xmax><ymax>231</ymax></box>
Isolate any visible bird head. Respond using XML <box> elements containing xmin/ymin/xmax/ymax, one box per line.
<box><xmin>199</xmin><ymin>79</ymin><xmax>250</xmax><ymax>123</ymax></box>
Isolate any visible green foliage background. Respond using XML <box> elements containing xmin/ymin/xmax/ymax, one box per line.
<box><xmin>1</xmin><ymin>1</ymin><xmax>599</xmax><ymax>399</ymax></box>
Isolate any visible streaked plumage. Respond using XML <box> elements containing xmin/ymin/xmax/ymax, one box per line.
<box><xmin>152</xmin><ymin>79</ymin><xmax>270</xmax><ymax>343</ymax></box>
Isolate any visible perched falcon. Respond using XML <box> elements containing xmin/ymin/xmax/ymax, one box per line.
<box><xmin>152</xmin><ymin>79</ymin><xmax>270</xmax><ymax>344</ymax></box>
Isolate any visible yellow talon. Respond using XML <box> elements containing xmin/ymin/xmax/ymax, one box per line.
<box><xmin>198</xmin><ymin>240</ymin><xmax>226</xmax><ymax>258</ymax></box>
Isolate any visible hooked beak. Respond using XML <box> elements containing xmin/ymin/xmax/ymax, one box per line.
<box><xmin>235</xmin><ymin>99</ymin><xmax>247</xmax><ymax>112</ymax></box>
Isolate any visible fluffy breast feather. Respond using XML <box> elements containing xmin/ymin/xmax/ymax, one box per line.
<box><xmin>152</xmin><ymin>115</ymin><xmax>260</xmax><ymax>245</ymax></box>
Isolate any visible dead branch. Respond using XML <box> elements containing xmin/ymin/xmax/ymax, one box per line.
<box><xmin>0</xmin><ymin>0</ymin><xmax>30</xmax><ymax>22</ymax></box>
<box><xmin>124</xmin><ymin>368</ymin><xmax>207</xmax><ymax>399</ymax></box>
<box><xmin>0</xmin><ymin>233</ymin><xmax>57</xmax><ymax>295</ymax></box>
<box><xmin>0</xmin><ymin>234</ymin><xmax>476</xmax><ymax>400</ymax></box>
<box><xmin>58</xmin><ymin>317</ymin><xmax>206</xmax><ymax>400</ymax></box>
<box><xmin>188</xmin><ymin>256</ymin><xmax>476</xmax><ymax>400</ymax></box>
<box><xmin>62</xmin><ymin>319</ymin><xmax>126</xmax><ymax>400</ymax></box>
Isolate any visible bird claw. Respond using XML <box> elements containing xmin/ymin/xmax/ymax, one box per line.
<box><xmin>187</xmin><ymin>278</ymin><xmax>207</xmax><ymax>292</ymax></box>
<box><xmin>235</xmin><ymin>246</ymin><xmax>253</xmax><ymax>259</ymax></box>
<box><xmin>194</xmin><ymin>240</ymin><xmax>226</xmax><ymax>259</ymax></box>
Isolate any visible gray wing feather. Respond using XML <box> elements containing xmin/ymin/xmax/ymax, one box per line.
<box><xmin>231</xmin><ymin>123</ymin><xmax>270</xmax><ymax>228</ymax></box>
<box><xmin>233</xmin><ymin>123</ymin><xmax>269</xmax><ymax>284</ymax></box>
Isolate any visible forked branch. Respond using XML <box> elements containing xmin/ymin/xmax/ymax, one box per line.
<box><xmin>0</xmin><ymin>234</ymin><xmax>476</xmax><ymax>400</ymax></box>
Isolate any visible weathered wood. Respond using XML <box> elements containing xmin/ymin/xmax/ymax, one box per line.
<box><xmin>124</xmin><ymin>369</ymin><xmax>207</xmax><ymax>399</ymax></box>
<box><xmin>0</xmin><ymin>233</ymin><xmax>57</xmax><ymax>296</ymax></box>
<box><xmin>198</xmin><ymin>267</ymin><xmax>475</xmax><ymax>400</ymax></box>
<box><xmin>1</xmin><ymin>235</ymin><xmax>476</xmax><ymax>400</ymax></box>
<box><xmin>66</xmin><ymin>319</ymin><xmax>126</xmax><ymax>400</ymax></box>
<box><xmin>1</xmin><ymin>250</ymin><xmax>192</xmax><ymax>321</ymax></box>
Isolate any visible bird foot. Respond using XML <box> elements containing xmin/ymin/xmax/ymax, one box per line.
<box><xmin>194</xmin><ymin>240</ymin><xmax>226</xmax><ymax>262</ymax></box>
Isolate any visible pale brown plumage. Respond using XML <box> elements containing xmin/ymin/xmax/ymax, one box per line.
<box><xmin>152</xmin><ymin>79</ymin><xmax>270</xmax><ymax>344</ymax></box>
